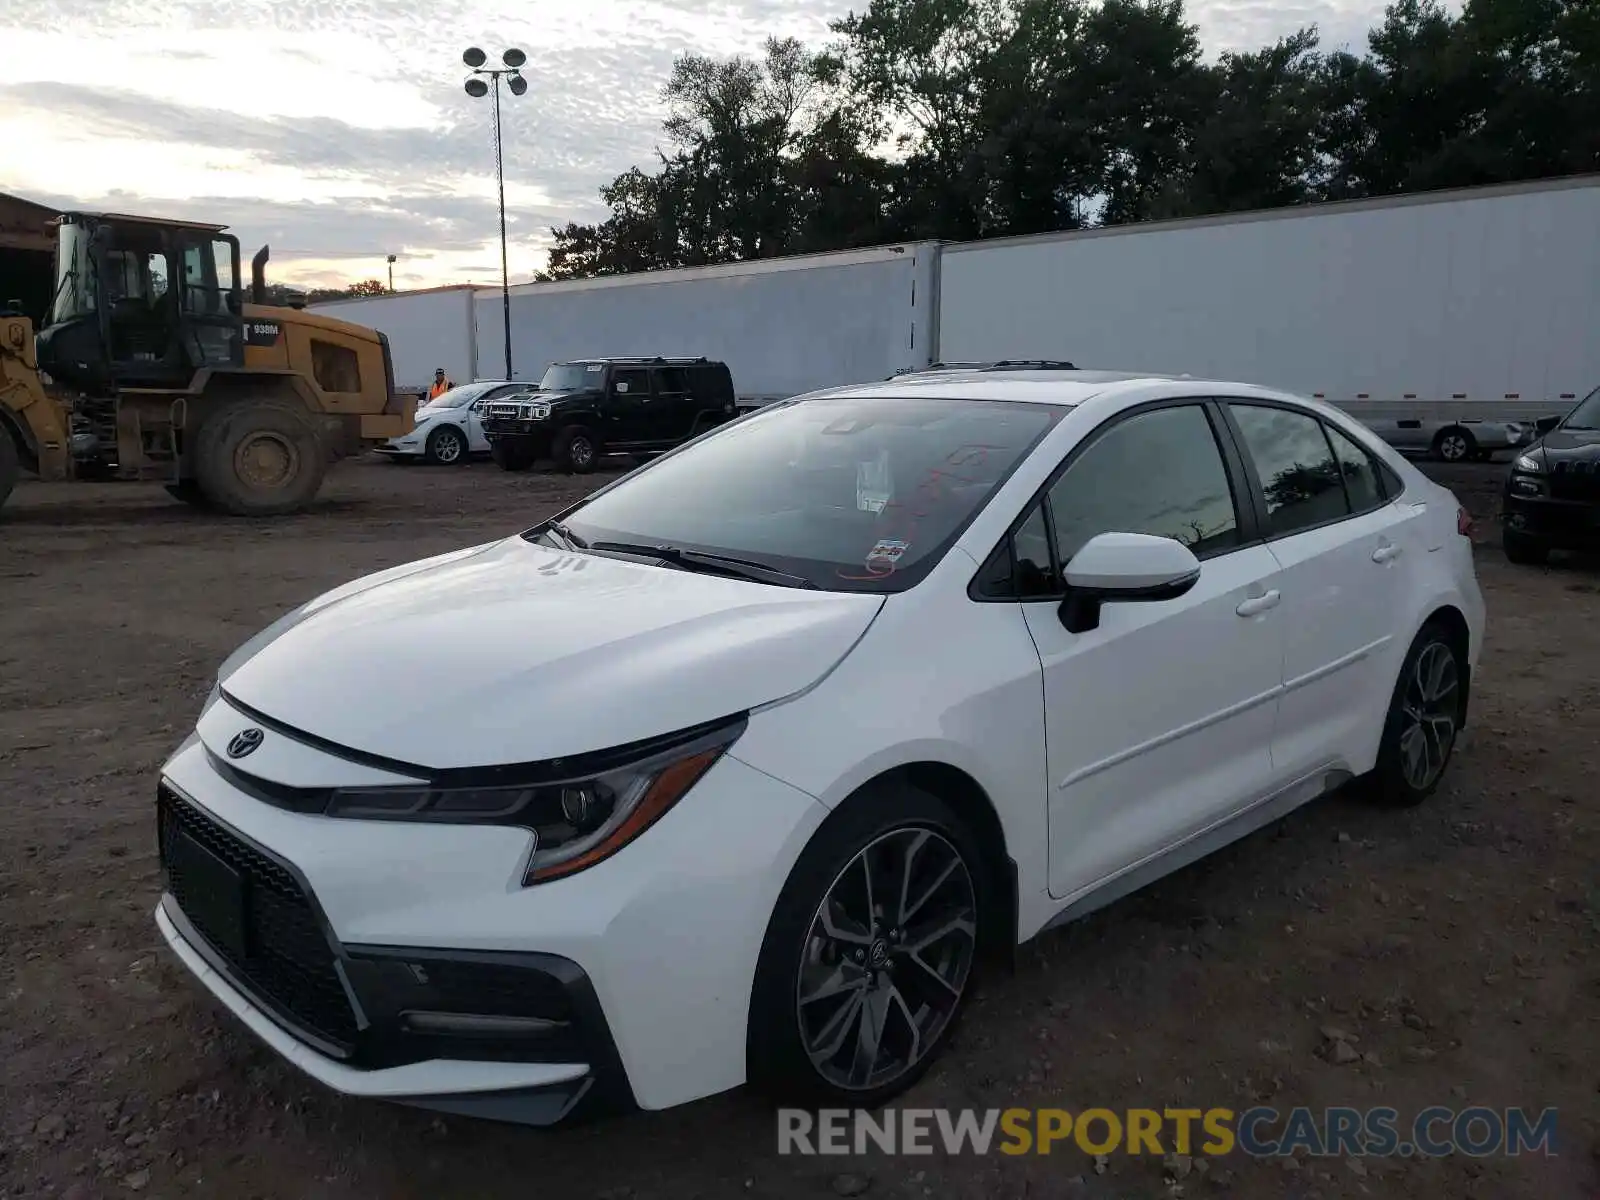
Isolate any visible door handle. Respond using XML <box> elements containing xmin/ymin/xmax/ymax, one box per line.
<box><xmin>1236</xmin><ymin>590</ymin><xmax>1281</xmax><ymax>617</ymax></box>
<box><xmin>1372</xmin><ymin>543</ymin><xmax>1403</xmax><ymax>563</ymax></box>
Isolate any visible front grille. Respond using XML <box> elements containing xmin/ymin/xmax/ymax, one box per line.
<box><xmin>1549</xmin><ymin>459</ymin><xmax>1600</xmax><ymax>503</ymax></box>
<box><xmin>485</xmin><ymin>402</ymin><xmax>525</xmax><ymax>419</ymax></box>
<box><xmin>159</xmin><ymin>786</ymin><xmax>357</xmax><ymax>1052</ymax></box>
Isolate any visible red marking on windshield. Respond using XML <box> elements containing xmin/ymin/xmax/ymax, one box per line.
<box><xmin>835</xmin><ymin>444</ymin><xmax>1009</xmax><ymax>581</ymax></box>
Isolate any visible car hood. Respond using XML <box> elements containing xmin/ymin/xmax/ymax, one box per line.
<box><xmin>1533</xmin><ymin>428</ymin><xmax>1600</xmax><ymax>461</ymax></box>
<box><xmin>219</xmin><ymin>537</ymin><xmax>883</xmax><ymax>769</ymax></box>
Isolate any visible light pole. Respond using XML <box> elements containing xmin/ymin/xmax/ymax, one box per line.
<box><xmin>386</xmin><ymin>253</ymin><xmax>397</xmax><ymax>293</ymax></box>
<box><xmin>463</xmin><ymin>46</ymin><xmax>527</xmax><ymax>380</ymax></box>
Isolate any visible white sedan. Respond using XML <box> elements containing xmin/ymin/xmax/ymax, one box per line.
<box><xmin>376</xmin><ymin>380</ymin><xmax>528</xmax><ymax>464</ymax></box>
<box><xmin>154</xmin><ymin>369</ymin><xmax>1484</xmax><ymax>1125</ymax></box>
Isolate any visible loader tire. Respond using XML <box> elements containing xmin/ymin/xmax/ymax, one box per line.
<box><xmin>193</xmin><ymin>398</ymin><xmax>327</xmax><ymax>517</ymax></box>
<box><xmin>0</xmin><ymin>425</ymin><xmax>18</xmax><ymax>512</ymax></box>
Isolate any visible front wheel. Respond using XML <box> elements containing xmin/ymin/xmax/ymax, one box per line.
<box><xmin>0</xmin><ymin>426</ymin><xmax>19</xmax><ymax>511</ymax></box>
<box><xmin>489</xmin><ymin>441</ymin><xmax>535</xmax><ymax>472</ymax></box>
<box><xmin>1367</xmin><ymin>623</ymin><xmax>1468</xmax><ymax>807</ymax></box>
<box><xmin>553</xmin><ymin>425</ymin><xmax>600</xmax><ymax>475</ymax></box>
<box><xmin>1502</xmin><ymin>528</ymin><xmax>1550</xmax><ymax>566</ymax></box>
<box><xmin>424</xmin><ymin>424</ymin><xmax>468</xmax><ymax>465</ymax></box>
<box><xmin>192</xmin><ymin>399</ymin><xmax>327</xmax><ymax>516</ymax></box>
<box><xmin>747</xmin><ymin>782</ymin><xmax>989</xmax><ymax>1107</ymax></box>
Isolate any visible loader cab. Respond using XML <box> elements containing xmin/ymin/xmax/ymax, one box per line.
<box><xmin>37</xmin><ymin>212</ymin><xmax>244</xmax><ymax>394</ymax></box>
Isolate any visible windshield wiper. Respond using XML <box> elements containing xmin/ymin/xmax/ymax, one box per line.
<box><xmin>544</xmin><ymin>520</ymin><xmax>589</xmax><ymax>549</ymax></box>
<box><xmin>588</xmin><ymin>541</ymin><xmax>816</xmax><ymax>589</ymax></box>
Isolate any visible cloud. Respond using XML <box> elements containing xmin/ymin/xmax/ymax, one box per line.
<box><xmin>0</xmin><ymin>0</ymin><xmax>1394</xmax><ymax>286</ymax></box>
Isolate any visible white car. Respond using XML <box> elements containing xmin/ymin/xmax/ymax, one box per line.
<box><xmin>155</xmin><ymin>370</ymin><xmax>1484</xmax><ymax>1125</ymax></box>
<box><xmin>377</xmin><ymin>380</ymin><xmax>528</xmax><ymax>464</ymax></box>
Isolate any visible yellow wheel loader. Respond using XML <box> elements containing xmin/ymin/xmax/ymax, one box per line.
<box><xmin>0</xmin><ymin>210</ymin><xmax>415</xmax><ymax>516</ymax></box>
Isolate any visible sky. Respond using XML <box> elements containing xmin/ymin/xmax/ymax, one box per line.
<box><xmin>0</xmin><ymin>0</ymin><xmax>1389</xmax><ymax>291</ymax></box>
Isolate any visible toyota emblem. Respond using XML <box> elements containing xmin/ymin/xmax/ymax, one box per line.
<box><xmin>226</xmin><ymin>728</ymin><xmax>264</xmax><ymax>760</ymax></box>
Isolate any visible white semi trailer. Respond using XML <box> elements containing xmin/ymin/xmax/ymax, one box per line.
<box><xmin>318</xmin><ymin>173</ymin><xmax>1600</xmax><ymax>423</ymax></box>
<box><xmin>308</xmin><ymin>284</ymin><xmax>487</xmax><ymax>393</ymax></box>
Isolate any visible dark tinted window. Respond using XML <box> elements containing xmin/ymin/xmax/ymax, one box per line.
<box><xmin>1325</xmin><ymin>422</ymin><xmax>1385</xmax><ymax>512</ymax></box>
<box><xmin>1228</xmin><ymin>403</ymin><xmax>1349</xmax><ymax>536</ymax></box>
<box><xmin>611</xmin><ymin>368</ymin><xmax>650</xmax><ymax>396</ymax></box>
<box><xmin>656</xmin><ymin>367</ymin><xmax>688</xmax><ymax>392</ymax></box>
<box><xmin>555</xmin><ymin>395</ymin><xmax>1062</xmax><ymax>593</ymax></box>
<box><xmin>1046</xmin><ymin>404</ymin><xmax>1241</xmax><ymax>564</ymax></box>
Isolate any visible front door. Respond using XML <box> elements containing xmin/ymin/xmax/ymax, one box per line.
<box><xmin>1220</xmin><ymin>401</ymin><xmax>1414</xmax><ymax>780</ymax></box>
<box><xmin>1021</xmin><ymin>402</ymin><xmax>1287</xmax><ymax>902</ymax></box>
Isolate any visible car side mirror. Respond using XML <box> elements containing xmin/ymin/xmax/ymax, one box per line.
<box><xmin>1057</xmin><ymin>532</ymin><xmax>1201</xmax><ymax>634</ymax></box>
<box><xmin>1534</xmin><ymin>415</ymin><xmax>1561</xmax><ymax>436</ymax></box>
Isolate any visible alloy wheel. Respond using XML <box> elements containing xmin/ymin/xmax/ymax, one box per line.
<box><xmin>571</xmin><ymin>437</ymin><xmax>594</xmax><ymax>468</ymax></box>
<box><xmin>1398</xmin><ymin>641</ymin><xmax>1459</xmax><ymax>791</ymax></box>
<box><xmin>434</xmin><ymin>429</ymin><xmax>463</xmax><ymax>463</ymax></box>
<box><xmin>1438</xmin><ymin>433</ymin><xmax>1469</xmax><ymax>462</ymax></box>
<box><xmin>796</xmin><ymin>828</ymin><xmax>977</xmax><ymax>1092</ymax></box>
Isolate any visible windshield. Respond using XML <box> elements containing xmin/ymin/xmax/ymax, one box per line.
<box><xmin>421</xmin><ymin>381</ymin><xmax>497</xmax><ymax>410</ymax></box>
<box><xmin>49</xmin><ymin>222</ymin><xmax>96</xmax><ymax>325</ymax></box>
<box><xmin>542</xmin><ymin>394</ymin><xmax>1063</xmax><ymax>592</ymax></box>
<box><xmin>540</xmin><ymin>363</ymin><xmax>603</xmax><ymax>392</ymax></box>
<box><xmin>1562</xmin><ymin>385</ymin><xmax>1600</xmax><ymax>431</ymax></box>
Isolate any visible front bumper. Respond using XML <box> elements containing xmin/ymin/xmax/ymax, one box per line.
<box><xmin>155</xmin><ymin>897</ymin><xmax>605</xmax><ymax>1124</ymax></box>
<box><xmin>154</xmin><ymin>723</ymin><xmax>829</xmax><ymax>1118</ymax></box>
<box><xmin>1501</xmin><ymin>488</ymin><xmax>1600</xmax><ymax>549</ymax></box>
<box><xmin>482</xmin><ymin>420</ymin><xmax>553</xmax><ymax>452</ymax></box>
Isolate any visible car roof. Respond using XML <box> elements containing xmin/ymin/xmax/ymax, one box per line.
<box><xmin>793</xmin><ymin>369</ymin><xmax>1229</xmax><ymax>407</ymax></box>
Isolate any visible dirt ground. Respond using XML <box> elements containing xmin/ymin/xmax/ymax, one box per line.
<box><xmin>1</xmin><ymin>455</ymin><xmax>1596</xmax><ymax>1200</ymax></box>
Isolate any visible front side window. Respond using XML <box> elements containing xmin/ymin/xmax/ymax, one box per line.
<box><xmin>50</xmin><ymin>223</ymin><xmax>96</xmax><ymax>323</ymax></box>
<box><xmin>1046</xmin><ymin>404</ymin><xmax>1242</xmax><ymax>566</ymax></box>
<box><xmin>1228</xmin><ymin>403</ymin><xmax>1349</xmax><ymax>536</ymax></box>
<box><xmin>547</xmin><ymin>395</ymin><xmax>1063</xmax><ymax>592</ymax></box>
<box><xmin>611</xmin><ymin>367</ymin><xmax>649</xmax><ymax>397</ymax></box>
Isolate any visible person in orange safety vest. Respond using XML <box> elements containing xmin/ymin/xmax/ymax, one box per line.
<box><xmin>428</xmin><ymin>368</ymin><xmax>454</xmax><ymax>400</ymax></box>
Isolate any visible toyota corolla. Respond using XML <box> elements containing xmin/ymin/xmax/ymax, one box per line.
<box><xmin>155</xmin><ymin>369</ymin><xmax>1484</xmax><ymax>1125</ymax></box>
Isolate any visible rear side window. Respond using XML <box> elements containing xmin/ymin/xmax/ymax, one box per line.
<box><xmin>1227</xmin><ymin>403</ymin><xmax>1348</xmax><ymax>536</ymax></box>
<box><xmin>656</xmin><ymin>367</ymin><xmax>688</xmax><ymax>393</ymax></box>
<box><xmin>1324</xmin><ymin>422</ymin><xmax>1386</xmax><ymax>512</ymax></box>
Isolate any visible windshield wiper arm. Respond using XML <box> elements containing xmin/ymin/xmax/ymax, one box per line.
<box><xmin>588</xmin><ymin>541</ymin><xmax>816</xmax><ymax>589</ymax></box>
<box><xmin>543</xmin><ymin>520</ymin><xmax>589</xmax><ymax>549</ymax></box>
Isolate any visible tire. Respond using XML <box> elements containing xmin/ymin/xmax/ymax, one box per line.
<box><xmin>191</xmin><ymin>398</ymin><xmax>327</xmax><ymax>517</ymax></box>
<box><xmin>1502</xmin><ymin>528</ymin><xmax>1550</xmax><ymax>566</ymax></box>
<box><xmin>553</xmin><ymin>425</ymin><xmax>600</xmax><ymax>475</ymax></box>
<box><xmin>1433</xmin><ymin>426</ymin><xmax>1476</xmax><ymax>463</ymax></box>
<box><xmin>0</xmin><ymin>424</ymin><xmax>19</xmax><ymax>511</ymax></box>
<box><xmin>424</xmin><ymin>424</ymin><xmax>468</xmax><ymax>466</ymax></box>
<box><xmin>1367</xmin><ymin>622</ymin><xmax>1468</xmax><ymax>808</ymax></box>
<box><xmin>747</xmin><ymin>780</ymin><xmax>992</xmax><ymax>1108</ymax></box>
<box><xmin>490</xmin><ymin>441</ymin><xmax>535</xmax><ymax>472</ymax></box>
<box><xmin>164</xmin><ymin>479</ymin><xmax>213</xmax><ymax>509</ymax></box>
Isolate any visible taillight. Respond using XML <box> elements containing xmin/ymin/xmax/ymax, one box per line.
<box><xmin>1457</xmin><ymin>506</ymin><xmax>1473</xmax><ymax>537</ymax></box>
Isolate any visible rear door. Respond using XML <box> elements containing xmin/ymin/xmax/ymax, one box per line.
<box><xmin>605</xmin><ymin>367</ymin><xmax>653</xmax><ymax>445</ymax></box>
<box><xmin>651</xmin><ymin>366</ymin><xmax>696</xmax><ymax>442</ymax></box>
<box><xmin>1219</xmin><ymin>400</ymin><xmax>1416</xmax><ymax>782</ymax></box>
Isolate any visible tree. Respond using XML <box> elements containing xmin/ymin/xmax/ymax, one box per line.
<box><xmin>538</xmin><ymin>0</ymin><xmax>1600</xmax><ymax>278</ymax></box>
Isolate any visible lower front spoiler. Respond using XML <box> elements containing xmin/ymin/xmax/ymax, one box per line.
<box><xmin>155</xmin><ymin>902</ymin><xmax>595</xmax><ymax>1126</ymax></box>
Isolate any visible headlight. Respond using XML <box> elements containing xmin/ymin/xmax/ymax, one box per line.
<box><xmin>1513</xmin><ymin>454</ymin><xmax>1543</xmax><ymax>473</ymax></box>
<box><xmin>526</xmin><ymin>402</ymin><xmax>550</xmax><ymax>420</ymax></box>
<box><xmin>323</xmin><ymin>720</ymin><xmax>743</xmax><ymax>885</ymax></box>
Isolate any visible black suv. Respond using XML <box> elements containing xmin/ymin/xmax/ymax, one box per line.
<box><xmin>1502</xmin><ymin>384</ymin><xmax>1600</xmax><ymax>564</ymax></box>
<box><xmin>481</xmin><ymin>357</ymin><xmax>737</xmax><ymax>473</ymax></box>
